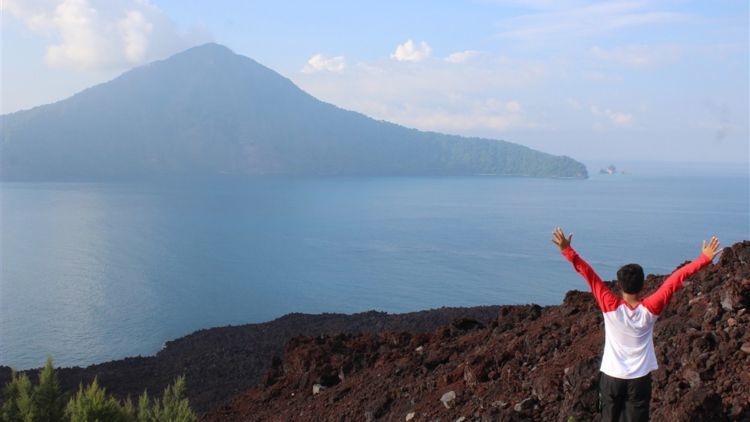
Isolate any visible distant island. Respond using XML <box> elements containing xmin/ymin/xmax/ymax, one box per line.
<box><xmin>0</xmin><ymin>43</ymin><xmax>587</xmax><ymax>181</ymax></box>
<box><xmin>599</xmin><ymin>164</ymin><xmax>626</xmax><ymax>175</ymax></box>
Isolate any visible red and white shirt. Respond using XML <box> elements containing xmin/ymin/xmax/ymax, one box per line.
<box><xmin>562</xmin><ymin>246</ymin><xmax>711</xmax><ymax>379</ymax></box>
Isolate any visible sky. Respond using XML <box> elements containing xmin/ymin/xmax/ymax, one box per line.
<box><xmin>1</xmin><ymin>0</ymin><xmax>748</xmax><ymax>163</ymax></box>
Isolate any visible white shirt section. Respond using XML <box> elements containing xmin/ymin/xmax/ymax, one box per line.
<box><xmin>600</xmin><ymin>303</ymin><xmax>659</xmax><ymax>379</ymax></box>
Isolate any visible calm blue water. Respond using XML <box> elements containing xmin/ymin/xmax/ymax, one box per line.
<box><xmin>1</xmin><ymin>162</ymin><xmax>748</xmax><ymax>369</ymax></box>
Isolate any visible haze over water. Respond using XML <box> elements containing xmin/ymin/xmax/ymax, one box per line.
<box><xmin>1</xmin><ymin>161</ymin><xmax>747</xmax><ymax>369</ymax></box>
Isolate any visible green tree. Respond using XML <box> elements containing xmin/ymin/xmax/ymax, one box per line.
<box><xmin>1</xmin><ymin>370</ymin><xmax>34</xmax><ymax>422</ymax></box>
<box><xmin>32</xmin><ymin>357</ymin><xmax>66</xmax><ymax>422</ymax></box>
<box><xmin>136</xmin><ymin>392</ymin><xmax>151</xmax><ymax>422</ymax></box>
<box><xmin>141</xmin><ymin>377</ymin><xmax>195</xmax><ymax>422</ymax></box>
<box><xmin>1</xmin><ymin>358</ymin><xmax>196</xmax><ymax>422</ymax></box>
<box><xmin>65</xmin><ymin>378</ymin><xmax>131</xmax><ymax>422</ymax></box>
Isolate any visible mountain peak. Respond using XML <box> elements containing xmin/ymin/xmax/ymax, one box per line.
<box><xmin>146</xmin><ymin>42</ymin><xmax>272</xmax><ymax>76</ymax></box>
<box><xmin>180</xmin><ymin>42</ymin><xmax>236</xmax><ymax>57</ymax></box>
<box><xmin>0</xmin><ymin>43</ymin><xmax>588</xmax><ymax>180</ymax></box>
<box><xmin>160</xmin><ymin>42</ymin><xmax>240</xmax><ymax>65</ymax></box>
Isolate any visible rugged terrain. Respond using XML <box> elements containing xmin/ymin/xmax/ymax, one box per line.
<box><xmin>205</xmin><ymin>241</ymin><xmax>750</xmax><ymax>421</ymax></box>
<box><xmin>0</xmin><ymin>306</ymin><xmax>502</xmax><ymax>413</ymax></box>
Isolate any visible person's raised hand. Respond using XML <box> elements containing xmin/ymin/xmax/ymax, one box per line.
<box><xmin>701</xmin><ymin>236</ymin><xmax>721</xmax><ymax>260</ymax></box>
<box><xmin>552</xmin><ymin>227</ymin><xmax>573</xmax><ymax>252</ymax></box>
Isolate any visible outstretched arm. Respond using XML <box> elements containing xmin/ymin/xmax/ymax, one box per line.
<box><xmin>552</xmin><ymin>227</ymin><xmax>621</xmax><ymax>312</ymax></box>
<box><xmin>642</xmin><ymin>236</ymin><xmax>720</xmax><ymax>316</ymax></box>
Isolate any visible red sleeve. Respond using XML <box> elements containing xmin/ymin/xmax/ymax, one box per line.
<box><xmin>641</xmin><ymin>253</ymin><xmax>712</xmax><ymax>316</ymax></box>
<box><xmin>561</xmin><ymin>246</ymin><xmax>621</xmax><ymax>313</ymax></box>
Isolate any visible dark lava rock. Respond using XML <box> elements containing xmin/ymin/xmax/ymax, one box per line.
<box><xmin>451</xmin><ymin>317</ymin><xmax>485</xmax><ymax>332</ymax></box>
<box><xmin>0</xmin><ymin>306</ymin><xmax>502</xmax><ymax>414</ymax></box>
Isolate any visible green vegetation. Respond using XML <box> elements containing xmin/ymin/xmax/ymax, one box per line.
<box><xmin>1</xmin><ymin>357</ymin><xmax>196</xmax><ymax>422</ymax></box>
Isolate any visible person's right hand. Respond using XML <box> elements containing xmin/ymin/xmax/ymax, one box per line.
<box><xmin>701</xmin><ymin>236</ymin><xmax>721</xmax><ymax>260</ymax></box>
<box><xmin>552</xmin><ymin>227</ymin><xmax>573</xmax><ymax>251</ymax></box>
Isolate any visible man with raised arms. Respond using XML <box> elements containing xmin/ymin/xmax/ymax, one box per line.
<box><xmin>552</xmin><ymin>227</ymin><xmax>720</xmax><ymax>421</ymax></box>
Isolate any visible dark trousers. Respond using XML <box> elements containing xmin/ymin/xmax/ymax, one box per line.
<box><xmin>599</xmin><ymin>371</ymin><xmax>652</xmax><ymax>422</ymax></box>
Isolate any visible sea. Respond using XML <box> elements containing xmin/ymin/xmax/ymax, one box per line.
<box><xmin>1</xmin><ymin>161</ymin><xmax>748</xmax><ymax>369</ymax></box>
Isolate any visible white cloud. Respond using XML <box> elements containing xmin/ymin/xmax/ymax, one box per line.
<box><xmin>590</xmin><ymin>44</ymin><xmax>682</xmax><ymax>67</ymax></box>
<box><xmin>496</xmin><ymin>1</ymin><xmax>688</xmax><ymax>41</ymax></box>
<box><xmin>445</xmin><ymin>50</ymin><xmax>481</xmax><ymax>63</ymax></box>
<box><xmin>4</xmin><ymin>0</ymin><xmax>210</xmax><ymax>71</ymax></box>
<box><xmin>391</xmin><ymin>39</ymin><xmax>432</xmax><ymax>62</ymax></box>
<box><xmin>302</xmin><ymin>54</ymin><xmax>346</xmax><ymax>73</ymax></box>
<box><xmin>403</xmin><ymin>110</ymin><xmax>528</xmax><ymax>133</ymax></box>
<box><xmin>493</xmin><ymin>0</ymin><xmax>585</xmax><ymax>10</ymax></box>
<box><xmin>401</xmin><ymin>98</ymin><xmax>532</xmax><ymax>133</ymax></box>
<box><xmin>609</xmin><ymin>112</ymin><xmax>633</xmax><ymax>126</ymax></box>
<box><xmin>119</xmin><ymin>10</ymin><xmax>153</xmax><ymax>62</ymax></box>
<box><xmin>386</xmin><ymin>97</ymin><xmax>535</xmax><ymax>134</ymax></box>
<box><xmin>590</xmin><ymin>105</ymin><xmax>634</xmax><ymax>127</ymax></box>
<box><xmin>566</xmin><ymin>98</ymin><xmax>582</xmax><ymax>110</ymax></box>
<box><xmin>293</xmin><ymin>55</ymin><xmax>545</xmax><ymax>136</ymax></box>
<box><xmin>504</xmin><ymin>100</ymin><xmax>522</xmax><ymax>113</ymax></box>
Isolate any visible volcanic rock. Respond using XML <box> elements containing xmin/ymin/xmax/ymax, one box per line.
<box><xmin>440</xmin><ymin>391</ymin><xmax>457</xmax><ymax>409</ymax></box>
<box><xmin>0</xmin><ymin>306</ymin><xmax>503</xmax><ymax>413</ymax></box>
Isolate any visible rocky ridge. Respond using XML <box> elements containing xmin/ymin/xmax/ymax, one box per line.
<box><xmin>0</xmin><ymin>306</ymin><xmax>502</xmax><ymax>414</ymax></box>
<box><xmin>205</xmin><ymin>241</ymin><xmax>750</xmax><ymax>421</ymax></box>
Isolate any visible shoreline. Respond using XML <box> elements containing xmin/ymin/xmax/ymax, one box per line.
<box><xmin>0</xmin><ymin>305</ymin><xmax>504</xmax><ymax>413</ymax></box>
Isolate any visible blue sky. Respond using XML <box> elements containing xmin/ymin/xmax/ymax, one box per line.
<box><xmin>2</xmin><ymin>0</ymin><xmax>748</xmax><ymax>163</ymax></box>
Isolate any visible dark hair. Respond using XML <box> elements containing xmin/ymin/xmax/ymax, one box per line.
<box><xmin>617</xmin><ymin>263</ymin><xmax>644</xmax><ymax>294</ymax></box>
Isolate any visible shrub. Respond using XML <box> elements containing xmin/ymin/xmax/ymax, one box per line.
<box><xmin>33</xmin><ymin>357</ymin><xmax>67</xmax><ymax>422</ymax></box>
<box><xmin>65</xmin><ymin>379</ymin><xmax>131</xmax><ymax>422</ymax></box>
<box><xmin>1</xmin><ymin>358</ymin><xmax>196</xmax><ymax>422</ymax></box>
<box><xmin>1</xmin><ymin>356</ymin><xmax>67</xmax><ymax>422</ymax></box>
<box><xmin>1</xmin><ymin>370</ymin><xmax>34</xmax><ymax>421</ymax></box>
<box><xmin>134</xmin><ymin>377</ymin><xmax>195</xmax><ymax>422</ymax></box>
